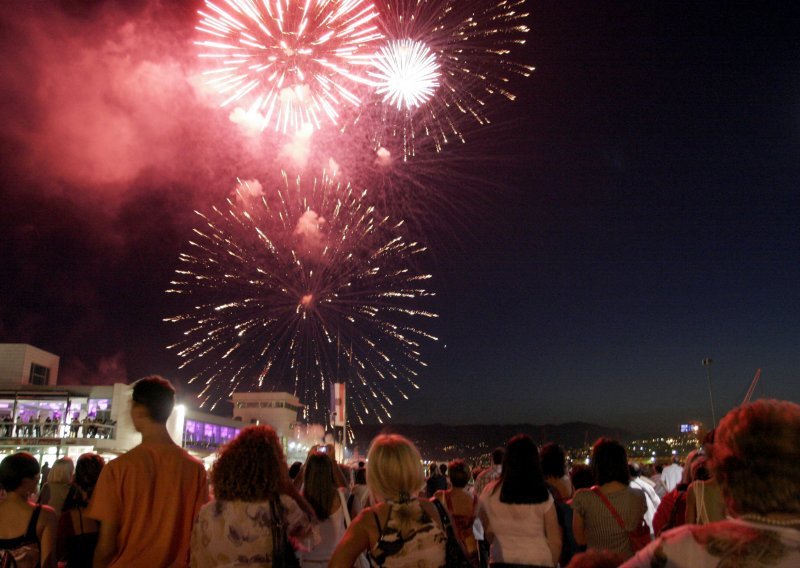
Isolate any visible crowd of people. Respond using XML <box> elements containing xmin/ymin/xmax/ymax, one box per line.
<box><xmin>0</xmin><ymin>374</ymin><xmax>797</xmax><ymax>567</ymax></box>
<box><xmin>0</xmin><ymin>414</ymin><xmax>116</xmax><ymax>439</ymax></box>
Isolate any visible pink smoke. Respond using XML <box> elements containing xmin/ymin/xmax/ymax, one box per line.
<box><xmin>59</xmin><ymin>352</ymin><xmax>128</xmax><ymax>386</ymax></box>
<box><xmin>294</xmin><ymin>209</ymin><xmax>328</xmax><ymax>259</ymax></box>
<box><xmin>0</xmin><ymin>1</ymin><xmax>286</xmax><ymax>206</ymax></box>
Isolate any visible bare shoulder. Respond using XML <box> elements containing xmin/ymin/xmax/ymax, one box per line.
<box><xmin>37</xmin><ymin>504</ymin><xmax>58</xmax><ymax>531</ymax></box>
<box><xmin>419</xmin><ymin>499</ymin><xmax>443</xmax><ymax>528</ymax></box>
<box><xmin>358</xmin><ymin>502</ymin><xmax>387</xmax><ymax>524</ymax></box>
<box><xmin>349</xmin><ymin>503</ymin><xmax>383</xmax><ymax>542</ymax></box>
<box><xmin>571</xmin><ymin>488</ymin><xmax>591</xmax><ymax>505</ymax></box>
<box><xmin>39</xmin><ymin>504</ymin><xmax>58</xmax><ymax>520</ymax></box>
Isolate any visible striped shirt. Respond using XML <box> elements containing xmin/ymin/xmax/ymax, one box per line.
<box><xmin>572</xmin><ymin>487</ymin><xmax>647</xmax><ymax>558</ymax></box>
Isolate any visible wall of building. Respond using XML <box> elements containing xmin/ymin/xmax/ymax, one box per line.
<box><xmin>231</xmin><ymin>391</ymin><xmax>302</xmax><ymax>442</ymax></box>
<box><xmin>0</xmin><ymin>344</ymin><xmax>59</xmax><ymax>387</ymax></box>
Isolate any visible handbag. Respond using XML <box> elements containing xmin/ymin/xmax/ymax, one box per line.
<box><xmin>591</xmin><ymin>487</ymin><xmax>650</xmax><ymax>553</ymax></box>
<box><xmin>270</xmin><ymin>497</ymin><xmax>301</xmax><ymax>568</ymax></box>
<box><xmin>432</xmin><ymin>499</ymin><xmax>477</xmax><ymax>568</ymax></box>
<box><xmin>658</xmin><ymin>489</ymin><xmax>686</xmax><ymax>536</ymax></box>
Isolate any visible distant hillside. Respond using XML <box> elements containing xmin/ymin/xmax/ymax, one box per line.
<box><xmin>350</xmin><ymin>422</ymin><xmax>632</xmax><ymax>462</ymax></box>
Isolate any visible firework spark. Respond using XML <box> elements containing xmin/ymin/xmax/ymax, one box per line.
<box><xmin>195</xmin><ymin>0</ymin><xmax>384</xmax><ymax>133</ymax></box>
<box><xmin>370</xmin><ymin>39</ymin><xmax>440</xmax><ymax>110</ymax></box>
<box><xmin>165</xmin><ymin>174</ymin><xmax>437</xmax><ymax>423</ymax></box>
<box><xmin>363</xmin><ymin>0</ymin><xmax>534</xmax><ymax>159</ymax></box>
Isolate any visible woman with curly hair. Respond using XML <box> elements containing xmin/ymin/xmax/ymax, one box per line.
<box><xmin>190</xmin><ymin>425</ymin><xmax>316</xmax><ymax>567</ymax></box>
<box><xmin>56</xmin><ymin>452</ymin><xmax>105</xmax><ymax>567</ymax></box>
<box><xmin>622</xmin><ymin>399</ymin><xmax>800</xmax><ymax>567</ymax></box>
<box><xmin>329</xmin><ymin>434</ymin><xmax>446</xmax><ymax>568</ymax></box>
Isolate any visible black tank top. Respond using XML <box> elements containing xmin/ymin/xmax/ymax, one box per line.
<box><xmin>65</xmin><ymin>508</ymin><xmax>100</xmax><ymax>568</ymax></box>
<box><xmin>0</xmin><ymin>504</ymin><xmax>42</xmax><ymax>567</ymax></box>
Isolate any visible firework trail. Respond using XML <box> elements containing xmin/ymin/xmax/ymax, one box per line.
<box><xmin>361</xmin><ymin>0</ymin><xmax>534</xmax><ymax>159</ymax></box>
<box><xmin>195</xmin><ymin>0</ymin><xmax>383</xmax><ymax>133</ymax></box>
<box><xmin>165</xmin><ymin>173</ymin><xmax>437</xmax><ymax>423</ymax></box>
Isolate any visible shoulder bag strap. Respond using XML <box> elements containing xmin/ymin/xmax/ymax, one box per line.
<box><xmin>338</xmin><ymin>488</ymin><xmax>352</xmax><ymax>527</ymax></box>
<box><xmin>444</xmin><ymin>491</ymin><xmax>454</xmax><ymax>515</ymax></box>
<box><xmin>696</xmin><ymin>481</ymin><xmax>709</xmax><ymax>524</ymax></box>
<box><xmin>591</xmin><ymin>487</ymin><xmax>626</xmax><ymax>531</ymax></box>
<box><xmin>432</xmin><ymin>499</ymin><xmax>452</xmax><ymax>531</ymax></box>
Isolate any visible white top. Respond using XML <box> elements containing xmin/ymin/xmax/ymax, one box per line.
<box><xmin>299</xmin><ymin>491</ymin><xmax>347</xmax><ymax>566</ymax></box>
<box><xmin>478</xmin><ymin>481</ymin><xmax>555</xmax><ymax>567</ymax></box>
<box><xmin>661</xmin><ymin>463</ymin><xmax>684</xmax><ymax>493</ymax></box>
<box><xmin>630</xmin><ymin>477</ymin><xmax>661</xmax><ymax>534</ymax></box>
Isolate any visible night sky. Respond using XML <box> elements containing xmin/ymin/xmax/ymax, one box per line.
<box><xmin>1</xmin><ymin>1</ymin><xmax>799</xmax><ymax>434</ymax></box>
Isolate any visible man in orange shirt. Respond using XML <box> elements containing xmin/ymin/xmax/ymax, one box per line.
<box><xmin>88</xmin><ymin>376</ymin><xmax>209</xmax><ymax>567</ymax></box>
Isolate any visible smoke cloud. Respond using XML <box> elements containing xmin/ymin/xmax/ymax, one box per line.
<box><xmin>294</xmin><ymin>209</ymin><xmax>328</xmax><ymax>259</ymax></box>
<box><xmin>0</xmin><ymin>1</ymin><xmax>288</xmax><ymax>381</ymax></box>
<box><xmin>59</xmin><ymin>352</ymin><xmax>128</xmax><ymax>386</ymax></box>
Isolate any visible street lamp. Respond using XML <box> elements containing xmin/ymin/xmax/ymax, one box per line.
<box><xmin>701</xmin><ymin>358</ymin><xmax>717</xmax><ymax>429</ymax></box>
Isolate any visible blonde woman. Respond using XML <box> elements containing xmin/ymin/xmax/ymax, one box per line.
<box><xmin>39</xmin><ymin>457</ymin><xmax>74</xmax><ymax>516</ymax></box>
<box><xmin>330</xmin><ymin>434</ymin><xmax>446</xmax><ymax>568</ymax></box>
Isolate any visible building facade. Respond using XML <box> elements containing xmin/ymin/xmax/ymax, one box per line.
<box><xmin>0</xmin><ymin>344</ymin><xmax>243</xmax><ymax>467</ymax></box>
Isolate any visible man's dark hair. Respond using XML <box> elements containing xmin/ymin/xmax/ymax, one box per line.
<box><xmin>439</xmin><ymin>463</ymin><xmax>448</xmax><ymax>476</ymax></box>
<box><xmin>492</xmin><ymin>447</ymin><xmax>505</xmax><ymax>466</ymax></box>
<box><xmin>540</xmin><ymin>443</ymin><xmax>567</xmax><ymax>478</ymax></box>
<box><xmin>132</xmin><ymin>376</ymin><xmax>175</xmax><ymax>424</ymax></box>
<box><xmin>0</xmin><ymin>452</ymin><xmax>40</xmax><ymax>491</ymax></box>
<box><xmin>354</xmin><ymin>466</ymin><xmax>367</xmax><ymax>485</ymax></box>
<box><xmin>591</xmin><ymin>438</ymin><xmax>630</xmax><ymax>486</ymax></box>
